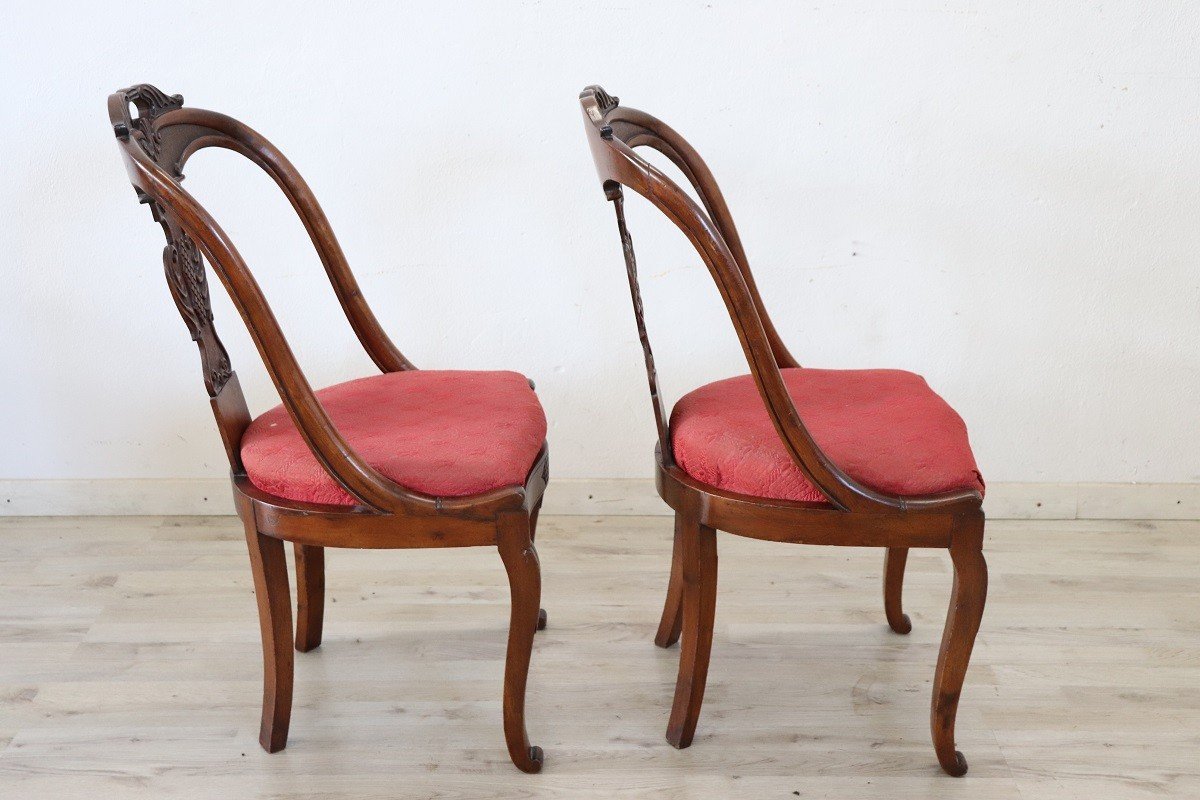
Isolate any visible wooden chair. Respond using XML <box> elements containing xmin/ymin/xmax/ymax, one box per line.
<box><xmin>578</xmin><ymin>85</ymin><xmax>988</xmax><ymax>776</ymax></box>
<box><xmin>108</xmin><ymin>84</ymin><xmax>548</xmax><ymax>773</ymax></box>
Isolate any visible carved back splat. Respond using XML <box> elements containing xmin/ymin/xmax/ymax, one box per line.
<box><xmin>155</xmin><ymin>206</ymin><xmax>233</xmax><ymax>396</ymax></box>
<box><xmin>607</xmin><ymin>185</ymin><xmax>672</xmax><ymax>466</ymax></box>
<box><xmin>108</xmin><ymin>84</ymin><xmax>419</xmax><ymax>508</ymax></box>
<box><xmin>114</xmin><ymin>86</ymin><xmax>233</xmax><ymax>397</ymax></box>
<box><xmin>581</xmin><ymin>85</ymin><xmax>940</xmax><ymax>513</ymax></box>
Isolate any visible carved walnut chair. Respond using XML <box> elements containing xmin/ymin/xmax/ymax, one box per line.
<box><xmin>108</xmin><ymin>85</ymin><xmax>548</xmax><ymax>773</ymax></box>
<box><xmin>579</xmin><ymin>86</ymin><xmax>988</xmax><ymax>776</ymax></box>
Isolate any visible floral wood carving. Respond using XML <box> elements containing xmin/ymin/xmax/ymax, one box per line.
<box><xmin>112</xmin><ymin>84</ymin><xmax>233</xmax><ymax>396</ymax></box>
<box><xmin>153</xmin><ymin>202</ymin><xmax>233</xmax><ymax>396</ymax></box>
<box><xmin>113</xmin><ymin>84</ymin><xmax>184</xmax><ymax>167</ymax></box>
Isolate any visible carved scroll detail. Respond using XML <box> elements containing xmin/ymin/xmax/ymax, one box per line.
<box><xmin>113</xmin><ymin>84</ymin><xmax>184</xmax><ymax>165</ymax></box>
<box><xmin>589</xmin><ymin>85</ymin><xmax>619</xmax><ymax>113</ymax></box>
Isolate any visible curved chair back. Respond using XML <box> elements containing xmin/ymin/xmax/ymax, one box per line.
<box><xmin>579</xmin><ymin>85</ymin><xmax>978</xmax><ymax>513</ymax></box>
<box><xmin>109</xmin><ymin>84</ymin><xmax>424</xmax><ymax>512</ymax></box>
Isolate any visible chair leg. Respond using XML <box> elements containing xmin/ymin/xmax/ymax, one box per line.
<box><xmin>665</xmin><ymin>516</ymin><xmax>717</xmax><ymax>749</ymax></box>
<box><xmin>529</xmin><ymin>501</ymin><xmax>547</xmax><ymax>632</ymax></box>
<box><xmin>294</xmin><ymin>544</ymin><xmax>325</xmax><ymax>652</ymax></box>
<box><xmin>497</xmin><ymin>511</ymin><xmax>544</xmax><ymax>773</ymax></box>
<box><xmin>883</xmin><ymin>547</ymin><xmax>912</xmax><ymax>634</ymax></box>
<box><xmin>243</xmin><ymin>524</ymin><xmax>294</xmax><ymax>753</ymax></box>
<box><xmin>654</xmin><ymin>512</ymin><xmax>686</xmax><ymax>648</ymax></box>
<box><xmin>930</xmin><ymin>520</ymin><xmax>988</xmax><ymax>776</ymax></box>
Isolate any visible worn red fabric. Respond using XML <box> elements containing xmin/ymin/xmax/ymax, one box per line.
<box><xmin>241</xmin><ymin>370</ymin><xmax>547</xmax><ymax>505</ymax></box>
<box><xmin>670</xmin><ymin>368</ymin><xmax>984</xmax><ymax>503</ymax></box>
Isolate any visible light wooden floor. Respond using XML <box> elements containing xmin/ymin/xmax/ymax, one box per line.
<box><xmin>0</xmin><ymin>515</ymin><xmax>1197</xmax><ymax>799</ymax></box>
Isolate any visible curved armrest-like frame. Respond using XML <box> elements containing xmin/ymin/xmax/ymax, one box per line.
<box><xmin>109</xmin><ymin>85</ymin><xmax>459</xmax><ymax>514</ymax></box>
<box><xmin>580</xmin><ymin>86</ymin><xmax>980</xmax><ymax>514</ymax></box>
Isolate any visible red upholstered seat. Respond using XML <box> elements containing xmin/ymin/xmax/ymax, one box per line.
<box><xmin>241</xmin><ymin>370</ymin><xmax>547</xmax><ymax>506</ymax></box>
<box><xmin>670</xmin><ymin>368</ymin><xmax>984</xmax><ymax>504</ymax></box>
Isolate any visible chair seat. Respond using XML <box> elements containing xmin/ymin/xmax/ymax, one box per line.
<box><xmin>670</xmin><ymin>368</ymin><xmax>984</xmax><ymax>504</ymax></box>
<box><xmin>241</xmin><ymin>370</ymin><xmax>547</xmax><ymax>506</ymax></box>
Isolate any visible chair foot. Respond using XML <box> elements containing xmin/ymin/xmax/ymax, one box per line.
<box><xmin>943</xmin><ymin>750</ymin><xmax>969</xmax><ymax>777</ymax></box>
<box><xmin>654</xmin><ymin>513</ymin><xmax>686</xmax><ymax>648</ymax></box>
<box><xmin>665</xmin><ymin>515</ymin><xmax>717</xmax><ymax>750</ymax></box>
<box><xmin>294</xmin><ymin>544</ymin><xmax>325</xmax><ymax>652</ymax></box>
<box><xmin>884</xmin><ymin>547</ymin><xmax>912</xmax><ymax>634</ymax></box>
<box><xmin>537</xmin><ymin>608</ymin><xmax>548</xmax><ymax>631</ymax></box>
<box><xmin>931</xmin><ymin>521</ymin><xmax>987</xmax><ymax>777</ymax></box>
<box><xmin>243</xmin><ymin>524</ymin><xmax>294</xmax><ymax>754</ymax></box>
<box><xmin>497</xmin><ymin>511</ymin><xmax>544</xmax><ymax>773</ymax></box>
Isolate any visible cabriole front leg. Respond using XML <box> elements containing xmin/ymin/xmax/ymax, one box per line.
<box><xmin>497</xmin><ymin>511</ymin><xmax>545</xmax><ymax>773</ymax></box>
<box><xmin>930</xmin><ymin>519</ymin><xmax>987</xmax><ymax>776</ymax></box>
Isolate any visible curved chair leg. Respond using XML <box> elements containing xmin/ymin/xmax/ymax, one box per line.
<box><xmin>931</xmin><ymin>521</ymin><xmax>987</xmax><ymax>776</ymax></box>
<box><xmin>243</xmin><ymin>524</ymin><xmax>294</xmax><ymax>753</ymax></box>
<box><xmin>654</xmin><ymin>513</ymin><xmax>686</xmax><ymax>648</ymax></box>
<box><xmin>883</xmin><ymin>547</ymin><xmax>912</xmax><ymax>634</ymax></box>
<box><xmin>497</xmin><ymin>511</ymin><xmax>544</xmax><ymax>773</ymax></box>
<box><xmin>529</xmin><ymin>500</ymin><xmax>547</xmax><ymax>632</ymax></box>
<box><xmin>666</xmin><ymin>517</ymin><xmax>717</xmax><ymax>749</ymax></box>
<box><xmin>294</xmin><ymin>544</ymin><xmax>325</xmax><ymax>652</ymax></box>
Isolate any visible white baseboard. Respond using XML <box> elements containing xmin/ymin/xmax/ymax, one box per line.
<box><xmin>0</xmin><ymin>479</ymin><xmax>235</xmax><ymax>517</ymax></box>
<box><xmin>1</xmin><ymin>478</ymin><xmax>1197</xmax><ymax>520</ymax></box>
<box><xmin>544</xmin><ymin>479</ymin><xmax>1200</xmax><ymax>519</ymax></box>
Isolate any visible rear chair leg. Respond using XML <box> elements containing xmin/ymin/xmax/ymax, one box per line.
<box><xmin>930</xmin><ymin>519</ymin><xmax>988</xmax><ymax>776</ymax></box>
<box><xmin>294</xmin><ymin>544</ymin><xmax>325</xmax><ymax>652</ymax></box>
<box><xmin>665</xmin><ymin>515</ymin><xmax>717</xmax><ymax>749</ymax></box>
<box><xmin>243</xmin><ymin>524</ymin><xmax>294</xmax><ymax>753</ymax></box>
<box><xmin>497</xmin><ymin>511</ymin><xmax>545</xmax><ymax>773</ymax></box>
<box><xmin>529</xmin><ymin>500</ymin><xmax>547</xmax><ymax>631</ymax></box>
<box><xmin>883</xmin><ymin>547</ymin><xmax>912</xmax><ymax>634</ymax></box>
<box><xmin>655</xmin><ymin>513</ymin><xmax>686</xmax><ymax>648</ymax></box>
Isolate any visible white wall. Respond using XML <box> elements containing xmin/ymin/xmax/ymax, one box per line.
<box><xmin>1</xmin><ymin>1</ymin><xmax>1197</xmax><ymax>490</ymax></box>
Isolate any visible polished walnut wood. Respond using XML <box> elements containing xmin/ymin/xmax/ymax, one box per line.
<box><xmin>108</xmin><ymin>84</ymin><xmax>547</xmax><ymax>772</ymax></box>
<box><xmin>579</xmin><ymin>85</ymin><xmax>988</xmax><ymax>776</ymax></box>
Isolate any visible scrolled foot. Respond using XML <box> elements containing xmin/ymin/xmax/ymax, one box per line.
<box><xmin>890</xmin><ymin>612</ymin><xmax>912</xmax><ymax>635</ymax></box>
<box><xmin>525</xmin><ymin>745</ymin><xmax>545</xmax><ymax>773</ymax></box>
<box><xmin>939</xmin><ymin>749</ymin><xmax>968</xmax><ymax>777</ymax></box>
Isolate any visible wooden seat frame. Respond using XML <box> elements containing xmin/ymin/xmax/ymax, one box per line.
<box><xmin>108</xmin><ymin>85</ymin><xmax>547</xmax><ymax>773</ymax></box>
<box><xmin>579</xmin><ymin>85</ymin><xmax>987</xmax><ymax>776</ymax></box>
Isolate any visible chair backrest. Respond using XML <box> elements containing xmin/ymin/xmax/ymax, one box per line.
<box><xmin>579</xmin><ymin>85</ymin><xmax>960</xmax><ymax>513</ymax></box>
<box><xmin>109</xmin><ymin>84</ymin><xmax>425</xmax><ymax>512</ymax></box>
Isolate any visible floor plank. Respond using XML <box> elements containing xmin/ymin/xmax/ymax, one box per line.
<box><xmin>0</xmin><ymin>515</ymin><xmax>1197</xmax><ymax>798</ymax></box>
